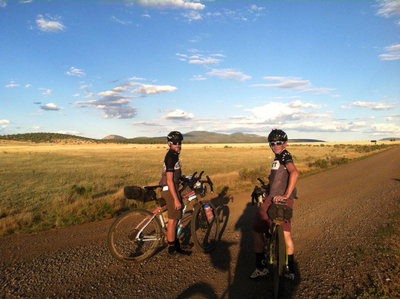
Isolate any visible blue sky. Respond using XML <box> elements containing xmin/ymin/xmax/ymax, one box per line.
<box><xmin>1</xmin><ymin>0</ymin><xmax>399</xmax><ymax>141</ymax></box>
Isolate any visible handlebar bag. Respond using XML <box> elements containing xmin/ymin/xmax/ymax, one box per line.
<box><xmin>267</xmin><ymin>203</ymin><xmax>292</xmax><ymax>221</ymax></box>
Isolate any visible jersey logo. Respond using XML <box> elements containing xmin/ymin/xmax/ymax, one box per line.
<box><xmin>174</xmin><ymin>160</ymin><xmax>181</xmax><ymax>170</ymax></box>
<box><xmin>271</xmin><ymin>160</ymin><xmax>280</xmax><ymax>170</ymax></box>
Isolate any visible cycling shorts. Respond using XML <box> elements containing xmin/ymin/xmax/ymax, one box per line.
<box><xmin>253</xmin><ymin>196</ymin><xmax>294</xmax><ymax>233</ymax></box>
<box><xmin>161</xmin><ymin>190</ymin><xmax>182</xmax><ymax>220</ymax></box>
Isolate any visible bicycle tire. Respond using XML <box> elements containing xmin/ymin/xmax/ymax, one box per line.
<box><xmin>191</xmin><ymin>201</ymin><xmax>219</xmax><ymax>252</ymax></box>
<box><xmin>107</xmin><ymin>209</ymin><xmax>163</xmax><ymax>262</ymax></box>
<box><xmin>272</xmin><ymin>224</ymin><xmax>286</xmax><ymax>299</ymax></box>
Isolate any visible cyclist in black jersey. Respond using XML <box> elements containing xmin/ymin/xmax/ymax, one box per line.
<box><xmin>159</xmin><ymin>131</ymin><xmax>190</xmax><ymax>256</ymax></box>
<box><xmin>250</xmin><ymin>129</ymin><xmax>299</xmax><ymax>280</ymax></box>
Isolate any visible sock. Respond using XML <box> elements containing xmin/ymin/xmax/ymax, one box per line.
<box><xmin>256</xmin><ymin>252</ymin><xmax>265</xmax><ymax>269</ymax></box>
<box><xmin>288</xmin><ymin>254</ymin><xmax>294</xmax><ymax>272</ymax></box>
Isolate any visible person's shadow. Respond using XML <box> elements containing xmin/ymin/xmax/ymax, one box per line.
<box><xmin>227</xmin><ymin>202</ymin><xmax>300</xmax><ymax>299</ymax></box>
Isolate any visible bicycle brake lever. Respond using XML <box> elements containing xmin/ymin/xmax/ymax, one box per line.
<box><xmin>198</xmin><ymin>170</ymin><xmax>204</xmax><ymax>180</ymax></box>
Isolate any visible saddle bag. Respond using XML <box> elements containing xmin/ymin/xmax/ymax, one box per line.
<box><xmin>124</xmin><ymin>186</ymin><xmax>156</xmax><ymax>203</ymax></box>
<box><xmin>267</xmin><ymin>203</ymin><xmax>293</xmax><ymax>221</ymax></box>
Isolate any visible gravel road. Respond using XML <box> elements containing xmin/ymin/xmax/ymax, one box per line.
<box><xmin>1</xmin><ymin>147</ymin><xmax>399</xmax><ymax>298</ymax></box>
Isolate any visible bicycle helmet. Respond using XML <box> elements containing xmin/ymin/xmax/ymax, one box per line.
<box><xmin>167</xmin><ymin>131</ymin><xmax>183</xmax><ymax>143</ymax></box>
<box><xmin>267</xmin><ymin>129</ymin><xmax>288</xmax><ymax>142</ymax></box>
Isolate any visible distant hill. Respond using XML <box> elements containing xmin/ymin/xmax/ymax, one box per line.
<box><xmin>0</xmin><ymin>131</ymin><xmax>325</xmax><ymax>144</ymax></box>
<box><xmin>102</xmin><ymin>135</ymin><xmax>126</xmax><ymax>140</ymax></box>
<box><xmin>0</xmin><ymin>133</ymin><xmax>98</xmax><ymax>144</ymax></box>
<box><xmin>380</xmin><ymin>137</ymin><xmax>400</xmax><ymax>141</ymax></box>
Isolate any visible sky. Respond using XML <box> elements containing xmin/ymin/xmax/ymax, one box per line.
<box><xmin>1</xmin><ymin>0</ymin><xmax>400</xmax><ymax>141</ymax></box>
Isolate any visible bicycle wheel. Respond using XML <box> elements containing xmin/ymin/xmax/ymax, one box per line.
<box><xmin>271</xmin><ymin>224</ymin><xmax>286</xmax><ymax>299</ymax></box>
<box><xmin>107</xmin><ymin>209</ymin><xmax>163</xmax><ymax>262</ymax></box>
<box><xmin>191</xmin><ymin>201</ymin><xmax>219</xmax><ymax>252</ymax></box>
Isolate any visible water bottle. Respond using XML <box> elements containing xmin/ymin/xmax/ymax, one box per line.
<box><xmin>203</xmin><ymin>204</ymin><xmax>214</xmax><ymax>222</ymax></box>
<box><xmin>176</xmin><ymin>222</ymin><xmax>184</xmax><ymax>237</ymax></box>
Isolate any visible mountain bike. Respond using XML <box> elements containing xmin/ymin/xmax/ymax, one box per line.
<box><xmin>107</xmin><ymin>171</ymin><xmax>219</xmax><ymax>262</ymax></box>
<box><xmin>253</xmin><ymin>178</ymin><xmax>292</xmax><ymax>299</ymax></box>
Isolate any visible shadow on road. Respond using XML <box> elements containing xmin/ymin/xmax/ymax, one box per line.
<box><xmin>176</xmin><ymin>282</ymin><xmax>218</xmax><ymax>299</ymax></box>
<box><xmin>228</xmin><ymin>201</ymin><xmax>300</xmax><ymax>298</ymax></box>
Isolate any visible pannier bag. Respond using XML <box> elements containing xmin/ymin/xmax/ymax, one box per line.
<box><xmin>124</xmin><ymin>186</ymin><xmax>156</xmax><ymax>203</ymax></box>
<box><xmin>267</xmin><ymin>203</ymin><xmax>293</xmax><ymax>221</ymax></box>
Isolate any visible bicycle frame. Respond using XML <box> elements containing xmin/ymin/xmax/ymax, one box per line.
<box><xmin>131</xmin><ymin>170</ymin><xmax>215</xmax><ymax>244</ymax></box>
<box><xmin>134</xmin><ymin>205</ymin><xmax>165</xmax><ymax>242</ymax></box>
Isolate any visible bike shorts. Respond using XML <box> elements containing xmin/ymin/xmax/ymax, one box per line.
<box><xmin>161</xmin><ymin>190</ymin><xmax>182</xmax><ymax>220</ymax></box>
<box><xmin>252</xmin><ymin>196</ymin><xmax>294</xmax><ymax>233</ymax></box>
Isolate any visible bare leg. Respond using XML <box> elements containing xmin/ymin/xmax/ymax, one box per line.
<box><xmin>283</xmin><ymin>231</ymin><xmax>294</xmax><ymax>255</ymax></box>
<box><xmin>167</xmin><ymin>219</ymin><xmax>177</xmax><ymax>244</ymax></box>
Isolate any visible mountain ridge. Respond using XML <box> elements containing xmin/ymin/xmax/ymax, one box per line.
<box><xmin>1</xmin><ymin>131</ymin><xmax>379</xmax><ymax>144</ymax></box>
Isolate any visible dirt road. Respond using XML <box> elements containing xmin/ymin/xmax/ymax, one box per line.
<box><xmin>1</xmin><ymin>147</ymin><xmax>399</xmax><ymax>298</ymax></box>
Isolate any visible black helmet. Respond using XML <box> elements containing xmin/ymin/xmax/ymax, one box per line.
<box><xmin>167</xmin><ymin>131</ymin><xmax>183</xmax><ymax>143</ymax></box>
<box><xmin>268</xmin><ymin>129</ymin><xmax>288</xmax><ymax>142</ymax></box>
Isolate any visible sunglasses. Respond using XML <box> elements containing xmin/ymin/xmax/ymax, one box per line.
<box><xmin>172</xmin><ymin>141</ymin><xmax>182</xmax><ymax>145</ymax></box>
<box><xmin>269</xmin><ymin>141</ymin><xmax>284</xmax><ymax>146</ymax></box>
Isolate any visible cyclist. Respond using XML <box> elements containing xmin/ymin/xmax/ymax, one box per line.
<box><xmin>250</xmin><ymin>129</ymin><xmax>299</xmax><ymax>280</ymax></box>
<box><xmin>159</xmin><ymin>131</ymin><xmax>190</xmax><ymax>257</ymax></box>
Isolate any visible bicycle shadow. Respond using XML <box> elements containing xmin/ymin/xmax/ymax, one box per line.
<box><xmin>176</xmin><ymin>187</ymin><xmax>234</xmax><ymax>298</ymax></box>
<box><xmin>209</xmin><ymin>186</ymin><xmax>232</xmax><ymax>241</ymax></box>
<box><xmin>176</xmin><ymin>282</ymin><xmax>218</xmax><ymax>299</ymax></box>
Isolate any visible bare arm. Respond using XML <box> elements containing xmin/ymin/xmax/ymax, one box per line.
<box><xmin>166</xmin><ymin>171</ymin><xmax>181</xmax><ymax>210</ymax></box>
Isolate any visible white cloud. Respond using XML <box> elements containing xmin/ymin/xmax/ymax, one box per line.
<box><xmin>0</xmin><ymin>119</ymin><xmax>10</xmax><ymax>125</ymax></box>
<box><xmin>182</xmin><ymin>10</ymin><xmax>202</xmax><ymax>22</ymax></box>
<box><xmin>40</xmin><ymin>88</ymin><xmax>52</xmax><ymax>95</ymax></box>
<box><xmin>66</xmin><ymin>66</ymin><xmax>85</xmax><ymax>77</ymax></box>
<box><xmin>0</xmin><ymin>1</ymin><xmax>6</xmax><ymax>8</ymax></box>
<box><xmin>5</xmin><ymin>81</ymin><xmax>19</xmax><ymax>88</ymax></box>
<box><xmin>57</xmin><ymin>130</ymin><xmax>80</xmax><ymax>135</ymax></box>
<box><xmin>137</xmin><ymin>0</ymin><xmax>205</xmax><ymax>10</ymax></box>
<box><xmin>132</xmin><ymin>83</ymin><xmax>177</xmax><ymax>95</ymax></box>
<box><xmin>207</xmin><ymin>68</ymin><xmax>251</xmax><ymax>81</ymax></box>
<box><xmin>370</xmin><ymin>122</ymin><xmax>400</xmax><ymax>135</ymax></box>
<box><xmin>377</xmin><ymin>1</ymin><xmax>400</xmax><ymax>18</ymax></box>
<box><xmin>245</xmin><ymin>101</ymin><xmax>321</xmax><ymax>123</ymax></box>
<box><xmin>191</xmin><ymin>74</ymin><xmax>206</xmax><ymax>81</ymax></box>
<box><xmin>177</xmin><ymin>52</ymin><xmax>223</xmax><ymax>65</ymax></box>
<box><xmin>352</xmin><ymin>101</ymin><xmax>392</xmax><ymax>110</ymax></box>
<box><xmin>36</xmin><ymin>14</ymin><xmax>65</xmax><ymax>32</ymax></box>
<box><xmin>111</xmin><ymin>15</ymin><xmax>132</xmax><ymax>25</ymax></box>
<box><xmin>75</xmin><ymin>78</ymin><xmax>177</xmax><ymax>119</ymax></box>
<box><xmin>379</xmin><ymin>43</ymin><xmax>400</xmax><ymax>61</ymax></box>
<box><xmin>254</xmin><ymin>76</ymin><xmax>310</xmax><ymax>89</ymax></box>
<box><xmin>253</xmin><ymin>76</ymin><xmax>333</xmax><ymax>94</ymax></box>
<box><xmin>164</xmin><ymin>109</ymin><xmax>195</xmax><ymax>120</ymax></box>
<box><xmin>25</xmin><ymin>84</ymin><xmax>31</xmax><ymax>88</ymax></box>
<box><xmin>41</xmin><ymin>103</ymin><xmax>63</xmax><ymax>111</ymax></box>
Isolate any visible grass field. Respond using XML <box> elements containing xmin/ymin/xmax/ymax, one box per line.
<box><xmin>0</xmin><ymin>140</ymin><xmax>398</xmax><ymax>235</ymax></box>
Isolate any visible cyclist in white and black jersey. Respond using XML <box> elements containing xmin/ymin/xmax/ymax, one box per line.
<box><xmin>251</xmin><ymin>129</ymin><xmax>299</xmax><ymax>280</ymax></box>
<box><xmin>159</xmin><ymin>131</ymin><xmax>190</xmax><ymax>256</ymax></box>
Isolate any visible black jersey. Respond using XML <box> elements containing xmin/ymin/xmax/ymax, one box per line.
<box><xmin>159</xmin><ymin>149</ymin><xmax>182</xmax><ymax>186</ymax></box>
<box><xmin>268</xmin><ymin>149</ymin><xmax>296</xmax><ymax>198</ymax></box>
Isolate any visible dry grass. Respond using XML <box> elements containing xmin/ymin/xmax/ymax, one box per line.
<box><xmin>0</xmin><ymin>141</ymin><xmax>398</xmax><ymax>235</ymax></box>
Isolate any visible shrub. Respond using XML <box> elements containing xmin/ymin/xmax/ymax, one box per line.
<box><xmin>308</xmin><ymin>158</ymin><xmax>329</xmax><ymax>169</ymax></box>
<box><xmin>239</xmin><ymin>166</ymin><xmax>267</xmax><ymax>182</ymax></box>
<box><xmin>330</xmin><ymin>156</ymin><xmax>349</xmax><ymax>166</ymax></box>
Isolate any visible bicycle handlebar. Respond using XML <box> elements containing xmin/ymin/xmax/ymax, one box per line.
<box><xmin>179</xmin><ymin>170</ymin><xmax>214</xmax><ymax>196</ymax></box>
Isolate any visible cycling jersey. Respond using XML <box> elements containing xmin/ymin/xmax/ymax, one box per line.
<box><xmin>159</xmin><ymin>149</ymin><xmax>182</xmax><ymax>187</ymax></box>
<box><xmin>268</xmin><ymin>149</ymin><xmax>297</xmax><ymax>199</ymax></box>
